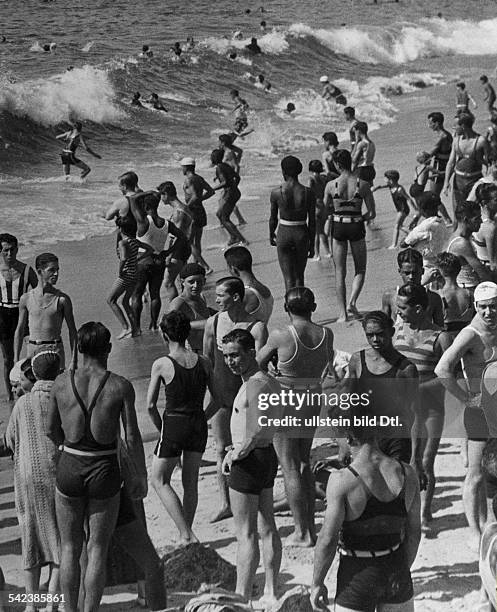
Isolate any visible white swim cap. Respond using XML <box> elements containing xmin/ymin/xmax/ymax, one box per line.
<box><xmin>180</xmin><ymin>157</ymin><xmax>195</xmax><ymax>166</ymax></box>
<box><xmin>320</xmin><ymin>75</ymin><xmax>329</xmax><ymax>83</ymax></box>
<box><xmin>9</xmin><ymin>359</ymin><xmax>25</xmax><ymax>385</ymax></box>
<box><xmin>474</xmin><ymin>281</ymin><xmax>497</xmax><ymax>304</ymax></box>
<box><xmin>234</xmin><ymin>31</ymin><xmax>243</xmax><ymax>39</ymax></box>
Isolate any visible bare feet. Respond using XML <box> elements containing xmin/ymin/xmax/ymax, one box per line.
<box><xmin>210</xmin><ymin>506</ymin><xmax>233</xmax><ymax>523</ymax></box>
<box><xmin>117</xmin><ymin>328</ymin><xmax>132</xmax><ymax>340</ymax></box>
<box><xmin>387</xmin><ymin>244</ymin><xmax>397</xmax><ymax>250</ymax></box>
<box><xmin>178</xmin><ymin>533</ymin><xmax>199</xmax><ymax>547</ymax></box>
<box><xmin>285</xmin><ymin>533</ymin><xmax>315</xmax><ymax>548</ymax></box>
<box><xmin>347</xmin><ymin>305</ymin><xmax>362</xmax><ymax>320</ymax></box>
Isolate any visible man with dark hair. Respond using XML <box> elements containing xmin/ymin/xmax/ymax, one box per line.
<box><xmin>343</xmin><ymin>106</ymin><xmax>359</xmax><ymax>150</ymax></box>
<box><xmin>224</xmin><ymin>245</ymin><xmax>274</xmax><ymax>324</ymax></box>
<box><xmin>48</xmin><ymin>321</ymin><xmax>146</xmax><ymax>612</ymax></box>
<box><xmin>14</xmin><ymin>253</ymin><xmax>76</xmax><ymax>370</ymax></box>
<box><xmin>351</xmin><ymin>121</ymin><xmax>376</xmax><ymax>185</ymax></box>
<box><xmin>427</xmin><ymin>111</ymin><xmax>453</xmax><ymax>197</ymax></box>
<box><xmin>258</xmin><ymin>287</ymin><xmax>334</xmax><ymax>546</ymax></box>
<box><xmin>480</xmin><ymin>75</ymin><xmax>496</xmax><ymax>115</ymax></box>
<box><xmin>455</xmin><ymin>81</ymin><xmax>477</xmax><ymax>114</ymax></box>
<box><xmin>104</xmin><ymin>171</ymin><xmax>141</xmax><ymax>230</ymax></box>
<box><xmin>55</xmin><ymin>121</ymin><xmax>101</xmax><ymax>179</ymax></box>
<box><xmin>203</xmin><ymin>277</ymin><xmax>268</xmax><ymax>522</ymax></box>
<box><xmin>0</xmin><ymin>233</ymin><xmax>37</xmax><ymax>400</ymax></box>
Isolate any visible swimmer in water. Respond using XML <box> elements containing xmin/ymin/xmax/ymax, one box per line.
<box><xmin>246</xmin><ymin>37</ymin><xmax>262</xmax><ymax>55</ymax></box>
<box><xmin>131</xmin><ymin>92</ymin><xmax>143</xmax><ymax>107</ymax></box>
<box><xmin>228</xmin><ymin>52</ymin><xmax>237</xmax><ymax>60</ymax></box>
<box><xmin>55</xmin><ymin>121</ymin><xmax>101</xmax><ymax>179</ymax></box>
<box><xmin>233</xmin><ymin>31</ymin><xmax>243</xmax><ymax>40</ymax></box>
<box><xmin>260</xmin><ymin>20</ymin><xmax>267</xmax><ymax>32</ymax></box>
<box><xmin>42</xmin><ymin>42</ymin><xmax>57</xmax><ymax>52</ymax></box>
<box><xmin>285</xmin><ymin>103</ymin><xmax>296</xmax><ymax>115</ymax></box>
<box><xmin>148</xmin><ymin>93</ymin><xmax>168</xmax><ymax>112</ymax></box>
<box><xmin>171</xmin><ymin>42</ymin><xmax>182</xmax><ymax>57</ymax></box>
<box><xmin>185</xmin><ymin>36</ymin><xmax>195</xmax><ymax>50</ymax></box>
<box><xmin>320</xmin><ymin>75</ymin><xmax>346</xmax><ymax>105</ymax></box>
<box><xmin>139</xmin><ymin>44</ymin><xmax>153</xmax><ymax>58</ymax></box>
<box><xmin>230</xmin><ymin>89</ymin><xmax>250</xmax><ymax>134</ymax></box>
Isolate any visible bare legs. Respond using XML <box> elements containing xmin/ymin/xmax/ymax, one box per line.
<box><xmin>0</xmin><ymin>338</ymin><xmax>14</xmax><ymax>401</ymax></box>
<box><xmin>463</xmin><ymin>439</ymin><xmax>487</xmax><ymax>552</ymax></box>
<box><xmin>210</xmin><ymin>406</ymin><xmax>233</xmax><ymax>522</ymax></box>
<box><xmin>276</xmin><ymin>226</ymin><xmax>309</xmax><ymax>292</ymax></box>
<box><xmin>389</xmin><ymin>211</ymin><xmax>407</xmax><ymax>249</ymax></box>
<box><xmin>190</xmin><ymin>226</ymin><xmax>212</xmax><ymax>273</ymax></box>
<box><xmin>107</xmin><ymin>279</ymin><xmax>136</xmax><ymax>338</ymax></box>
<box><xmin>333</xmin><ymin>238</ymin><xmax>367</xmax><ymax>323</ymax></box>
<box><xmin>217</xmin><ymin>191</ymin><xmax>247</xmax><ymax>245</ymax></box>
<box><xmin>151</xmin><ymin>452</ymin><xmax>201</xmax><ymax>544</ymax></box>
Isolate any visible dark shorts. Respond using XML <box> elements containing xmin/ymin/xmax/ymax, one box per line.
<box><xmin>335</xmin><ymin>545</ymin><xmax>413</xmax><ymax>612</ymax></box>
<box><xmin>332</xmin><ymin>220</ymin><xmax>366</xmax><ymax>243</ymax></box>
<box><xmin>154</xmin><ymin>413</ymin><xmax>208</xmax><ymax>458</ymax></box>
<box><xmin>115</xmin><ymin>487</ymin><xmax>137</xmax><ymax>528</ymax></box>
<box><xmin>228</xmin><ymin>445</ymin><xmax>278</xmax><ymax>495</ymax></box>
<box><xmin>56</xmin><ymin>451</ymin><xmax>122</xmax><ymax>500</ymax></box>
<box><xmin>137</xmin><ymin>258</ymin><xmax>166</xmax><ymax>285</ymax></box>
<box><xmin>357</xmin><ymin>165</ymin><xmax>376</xmax><ymax>184</ymax></box>
<box><xmin>379</xmin><ymin>438</ymin><xmax>412</xmax><ymax>463</ymax></box>
<box><xmin>394</xmin><ymin>200</ymin><xmax>410</xmax><ymax>216</ymax></box>
<box><xmin>464</xmin><ymin>406</ymin><xmax>489</xmax><ymax>441</ymax></box>
<box><xmin>60</xmin><ymin>151</ymin><xmax>80</xmax><ymax>166</ymax></box>
<box><xmin>234</xmin><ymin>117</ymin><xmax>248</xmax><ymax>133</ymax></box>
<box><xmin>172</xmin><ymin>241</ymin><xmax>192</xmax><ymax>263</ymax></box>
<box><xmin>0</xmin><ymin>307</ymin><xmax>18</xmax><ymax>342</ymax></box>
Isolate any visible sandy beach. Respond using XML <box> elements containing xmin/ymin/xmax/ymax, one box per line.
<box><xmin>0</xmin><ymin>76</ymin><xmax>489</xmax><ymax>610</ymax></box>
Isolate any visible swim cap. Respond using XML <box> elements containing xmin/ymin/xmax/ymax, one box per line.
<box><xmin>320</xmin><ymin>76</ymin><xmax>329</xmax><ymax>83</ymax></box>
<box><xmin>180</xmin><ymin>263</ymin><xmax>206</xmax><ymax>279</ymax></box>
<box><xmin>180</xmin><ymin>157</ymin><xmax>195</xmax><ymax>166</ymax></box>
<box><xmin>9</xmin><ymin>360</ymin><xmax>25</xmax><ymax>385</ymax></box>
<box><xmin>474</xmin><ymin>282</ymin><xmax>497</xmax><ymax>304</ymax></box>
<box><xmin>31</xmin><ymin>350</ymin><xmax>61</xmax><ymax>381</ymax></box>
<box><xmin>281</xmin><ymin>155</ymin><xmax>303</xmax><ymax>177</ymax></box>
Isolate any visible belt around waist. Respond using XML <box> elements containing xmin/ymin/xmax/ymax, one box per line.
<box><xmin>0</xmin><ymin>303</ymin><xmax>19</xmax><ymax>309</ymax></box>
<box><xmin>29</xmin><ymin>338</ymin><xmax>62</xmax><ymax>345</ymax></box>
<box><xmin>455</xmin><ymin>169</ymin><xmax>482</xmax><ymax>178</ymax></box>
<box><xmin>62</xmin><ymin>445</ymin><xmax>118</xmax><ymax>457</ymax></box>
<box><xmin>333</xmin><ymin>215</ymin><xmax>363</xmax><ymax>224</ymax></box>
<box><xmin>279</xmin><ymin>219</ymin><xmax>307</xmax><ymax>226</ymax></box>
<box><xmin>339</xmin><ymin>541</ymin><xmax>402</xmax><ymax>558</ymax></box>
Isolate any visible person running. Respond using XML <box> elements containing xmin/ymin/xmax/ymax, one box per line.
<box><xmin>167</xmin><ymin>263</ymin><xmax>212</xmax><ymax>353</ymax></box>
<box><xmin>344</xmin><ymin>106</ymin><xmax>360</xmax><ymax>151</ymax></box>
<box><xmin>455</xmin><ymin>81</ymin><xmax>477</xmax><ymax>114</ymax></box>
<box><xmin>373</xmin><ymin>170</ymin><xmax>416</xmax><ymax>249</ymax></box>
<box><xmin>321</xmin><ymin>132</ymin><xmax>340</xmax><ymax>179</ymax></box>
<box><xmin>221</xmin><ymin>329</ymin><xmax>282</xmax><ymax>607</ymax></box>
<box><xmin>224</xmin><ymin>245</ymin><xmax>274</xmax><ymax>324</ymax></box>
<box><xmin>435</xmin><ymin>282</ymin><xmax>497</xmax><ymax>551</ymax></box>
<box><xmin>55</xmin><ymin>121</ymin><xmax>101</xmax><ymax>179</ymax></box>
<box><xmin>435</xmin><ymin>252</ymin><xmax>474</xmax><ymax>337</ymax></box>
<box><xmin>157</xmin><ymin>181</ymin><xmax>193</xmax><ymax>303</ymax></box>
<box><xmin>443</xmin><ymin>112</ymin><xmax>489</xmax><ymax>212</ymax></box>
<box><xmin>426</xmin><ymin>111</ymin><xmax>453</xmax><ymax>199</ymax></box>
<box><xmin>181</xmin><ymin>157</ymin><xmax>215</xmax><ymax>274</ymax></box>
<box><xmin>310</xmin><ymin>410</ymin><xmax>421</xmax><ymax>612</ymax></box>
<box><xmin>0</xmin><ymin>234</ymin><xmax>37</xmax><ymax>400</ymax></box>
<box><xmin>393</xmin><ymin>283</ymin><xmax>451</xmax><ymax>528</ymax></box>
<box><xmin>352</xmin><ymin>121</ymin><xmax>376</xmax><ymax>186</ymax></box>
<box><xmin>257</xmin><ymin>287</ymin><xmax>334</xmax><ymax>546</ymax></box>
<box><xmin>203</xmin><ymin>277</ymin><xmax>268</xmax><ymax>522</ymax></box>
<box><xmin>269</xmin><ymin>155</ymin><xmax>316</xmax><ymax>291</ymax></box>
<box><xmin>308</xmin><ymin>160</ymin><xmax>331</xmax><ymax>261</ymax></box>
<box><xmin>470</xmin><ymin>183</ymin><xmax>497</xmax><ymax>272</ymax></box>
<box><xmin>14</xmin><ymin>253</ymin><xmax>76</xmax><ymax>370</ymax></box>
<box><xmin>382</xmin><ymin>248</ymin><xmax>444</xmax><ymax>327</ymax></box>
<box><xmin>446</xmin><ymin>200</ymin><xmax>492</xmax><ymax>295</ymax></box>
<box><xmin>481</xmin><ymin>75</ymin><xmax>497</xmax><ymax>115</ymax></box>
<box><xmin>324</xmin><ymin>149</ymin><xmax>375</xmax><ymax>322</ymax></box>
<box><xmin>48</xmin><ymin>321</ymin><xmax>146</xmax><ymax>612</ymax></box>
<box><xmin>147</xmin><ymin>311</ymin><xmax>216</xmax><ymax>545</ymax></box>
<box><xmin>211</xmin><ymin>149</ymin><xmax>248</xmax><ymax>246</ymax></box>
<box><xmin>127</xmin><ymin>190</ymin><xmax>188</xmax><ymax>331</ymax></box>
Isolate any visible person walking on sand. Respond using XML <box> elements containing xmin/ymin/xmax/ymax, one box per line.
<box><xmin>455</xmin><ymin>81</ymin><xmax>477</xmax><ymax>115</ymax></box>
<box><xmin>14</xmin><ymin>253</ymin><xmax>76</xmax><ymax>370</ymax></box>
<box><xmin>352</xmin><ymin>121</ymin><xmax>376</xmax><ymax>186</ymax></box>
<box><xmin>55</xmin><ymin>121</ymin><xmax>101</xmax><ymax>179</ymax></box>
<box><xmin>257</xmin><ymin>287</ymin><xmax>334</xmax><ymax>547</ymax></box>
<box><xmin>221</xmin><ymin>328</ymin><xmax>282</xmax><ymax>607</ymax></box>
<box><xmin>269</xmin><ymin>155</ymin><xmax>316</xmax><ymax>291</ymax></box>
<box><xmin>48</xmin><ymin>322</ymin><xmax>146</xmax><ymax>612</ymax></box>
<box><xmin>147</xmin><ymin>311</ymin><xmax>217</xmax><ymax>545</ymax></box>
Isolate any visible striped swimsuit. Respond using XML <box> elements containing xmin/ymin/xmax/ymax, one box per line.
<box><xmin>393</xmin><ymin>322</ymin><xmax>441</xmax><ymax>381</ymax></box>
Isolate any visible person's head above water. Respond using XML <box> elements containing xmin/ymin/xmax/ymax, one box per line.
<box><xmin>281</xmin><ymin>155</ymin><xmax>303</xmax><ymax>178</ymax></box>
<box><xmin>142</xmin><ymin>45</ymin><xmax>149</xmax><ymax>52</ymax></box>
<box><xmin>286</xmin><ymin>103</ymin><xmax>296</xmax><ymax>113</ymax></box>
<box><xmin>320</xmin><ymin>75</ymin><xmax>329</xmax><ymax>84</ymax></box>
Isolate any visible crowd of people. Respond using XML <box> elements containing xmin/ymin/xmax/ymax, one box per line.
<box><xmin>4</xmin><ymin>74</ymin><xmax>497</xmax><ymax>612</ymax></box>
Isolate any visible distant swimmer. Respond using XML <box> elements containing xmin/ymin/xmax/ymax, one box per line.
<box><xmin>131</xmin><ymin>91</ymin><xmax>143</xmax><ymax>107</ymax></box>
<box><xmin>228</xmin><ymin>52</ymin><xmax>237</xmax><ymax>60</ymax></box>
<box><xmin>285</xmin><ymin>102</ymin><xmax>296</xmax><ymax>115</ymax></box>
<box><xmin>245</xmin><ymin>37</ymin><xmax>262</xmax><ymax>54</ymax></box>
<box><xmin>320</xmin><ymin>75</ymin><xmax>347</xmax><ymax>105</ymax></box>
<box><xmin>55</xmin><ymin>121</ymin><xmax>101</xmax><ymax>179</ymax></box>
<box><xmin>260</xmin><ymin>20</ymin><xmax>267</xmax><ymax>32</ymax></box>
<box><xmin>139</xmin><ymin>44</ymin><xmax>153</xmax><ymax>58</ymax></box>
<box><xmin>255</xmin><ymin>74</ymin><xmax>271</xmax><ymax>92</ymax></box>
<box><xmin>480</xmin><ymin>75</ymin><xmax>497</xmax><ymax>115</ymax></box>
<box><xmin>185</xmin><ymin>36</ymin><xmax>195</xmax><ymax>50</ymax></box>
<box><xmin>233</xmin><ymin>31</ymin><xmax>243</xmax><ymax>40</ymax></box>
<box><xmin>230</xmin><ymin>89</ymin><xmax>250</xmax><ymax>134</ymax></box>
<box><xmin>1</xmin><ymin>36</ymin><xmax>7</xmax><ymax>44</ymax></box>
<box><xmin>43</xmin><ymin>42</ymin><xmax>56</xmax><ymax>52</ymax></box>
<box><xmin>148</xmin><ymin>93</ymin><xmax>168</xmax><ymax>112</ymax></box>
<box><xmin>171</xmin><ymin>42</ymin><xmax>182</xmax><ymax>57</ymax></box>
<box><xmin>455</xmin><ymin>81</ymin><xmax>477</xmax><ymax>114</ymax></box>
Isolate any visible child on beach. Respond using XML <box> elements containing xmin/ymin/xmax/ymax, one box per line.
<box><xmin>107</xmin><ymin>217</ymin><xmax>152</xmax><ymax>339</ymax></box>
<box><xmin>410</xmin><ymin>152</ymin><xmax>451</xmax><ymax>228</ymax></box>
<box><xmin>373</xmin><ymin>170</ymin><xmax>416</xmax><ymax>249</ymax></box>
<box><xmin>434</xmin><ymin>252</ymin><xmax>474</xmax><ymax>336</ymax></box>
<box><xmin>308</xmin><ymin>159</ymin><xmax>331</xmax><ymax>261</ymax></box>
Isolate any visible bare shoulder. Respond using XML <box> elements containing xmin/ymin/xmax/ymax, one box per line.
<box><xmin>109</xmin><ymin>372</ymin><xmax>134</xmax><ymax>393</ymax></box>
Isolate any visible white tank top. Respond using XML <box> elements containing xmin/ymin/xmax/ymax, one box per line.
<box><xmin>141</xmin><ymin>216</ymin><xmax>169</xmax><ymax>254</ymax></box>
<box><xmin>244</xmin><ymin>285</ymin><xmax>274</xmax><ymax>324</ymax></box>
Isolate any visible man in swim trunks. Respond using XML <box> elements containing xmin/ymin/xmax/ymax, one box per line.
<box><xmin>443</xmin><ymin>112</ymin><xmax>489</xmax><ymax>213</ymax></box>
<box><xmin>435</xmin><ymin>282</ymin><xmax>497</xmax><ymax>552</ymax></box>
<box><xmin>427</xmin><ymin>111</ymin><xmax>453</xmax><ymax>197</ymax></box>
<box><xmin>48</xmin><ymin>322</ymin><xmax>146</xmax><ymax>612</ymax></box>
<box><xmin>221</xmin><ymin>328</ymin><xmax>282</xmax><ymax>607</ymax></box>
<box><xmin>257</xmin><ymin>287</ymin><xmax>334</xmax><ymax>546</ymax></box>
<box><xmin>455</xmin><ymin>81</ymin><xmax>477</xmax><ymax>114</ymax></box>
<box><xmin>351</xmin><ymin>121</ymin><xmax>376</xmax><ymax>186</ymax></box>
<box><xmin>203</xmin><ymin>277</ymin><xmax>268</xmax><ymax>522</ymax></box>
<box><xmin>230</xmin><ymin>89</ymin><xmax>250</xmax><ymax>134</ymax></box>
<box><xmin>55</xmin><ymin>121</ymin><xmax>101</xmax><ymax>179</ymax></box>
<box><xmin>0</xmin><ymin>234</ymin><xmax>37</xmax><ymax>400</ymax></box>
<box><xmin>480</xmin><ymin>75</ymin><xmax>496</xmax><ymax>116</ymax></box>
<box><xmin>269</xmin><ymin>155</ymin><xmax>316</xmax><ymax>291</ymax></box>
<box><xmin>14</xmin><ymin>253</ymin><xmax>77</xmax><ymax>371</ymax></box>
<box><xmin>224</xmin><ymin>245</ymin><xmax>274</xmax><ymax>324</ymax></box>
<box><xmin>344</xmin><ymin>106</ymin><xmax>359</xmax><ymax>151</ymax></box>
<box><xmin>181</xmin><ymin>157</ymin><xmax>215</xmax><ymax>274</ymax></box>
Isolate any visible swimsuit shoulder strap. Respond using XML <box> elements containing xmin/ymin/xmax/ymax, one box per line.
<box><xmin>87</xmin><ymin>371</ymin><xmax>111</xmax><ymax>414</ymax></box>
<box><xmin>247</xmin><ymin>320</ymin><xmax>257</xmax><ymax>332</ymax></box>
<box><xmin>70</xmin><ymin>370</ymin><xmax>88</xmax><ymax>415</ymax></box>
<box><xmin>347</xmin><ymin>465</ymin><xmax>360</xmax><ymax>478</ymax></box>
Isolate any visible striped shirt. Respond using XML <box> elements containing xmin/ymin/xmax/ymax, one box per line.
<box><xmin>393</xmin><ymin>322</ymin><xmax>441</xmax><ymax>380</ymax></box>
<box><xmin>0</xmin><ymin>263</ymin><xmax>31</xmax><ymax>309</ymax></box>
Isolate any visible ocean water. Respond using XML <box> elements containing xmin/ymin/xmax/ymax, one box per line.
<box><xmin>2</xmin><ymin>0</ymin><xmax>497</xmax><ymax>247</ymax></box>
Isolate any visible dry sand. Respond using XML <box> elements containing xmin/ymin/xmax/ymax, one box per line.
<box><xmin>0</xmin><ymin>77</ymin><xmax>488</xmax><ymax>610</ymax></box>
